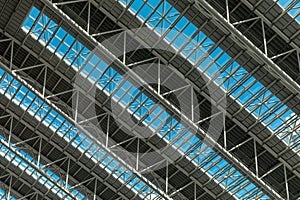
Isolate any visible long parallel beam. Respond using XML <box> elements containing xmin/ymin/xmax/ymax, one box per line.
<box><xmin>0</xmin><ymin>2</ymin><xmax>240</xmax><ymax>199</ymax></box>
<box><xmin>193</xmin><ymin>0</ymin><xmax>300</xmax><ymax>98</ymax></box>
<box><xmin>0</xmin><ymin>164</ymin><xmax>51</xmax><ymax>199</ymax></box>
<box><xmin>96</xmin><ymin>0</ymin><xmax>299</xmax><ymax>187</ymax></box>
<box><xmin>0</xmin><ymin>51</ymin><xmax>188</xmax><ymax>199</ymax></box>
<box><xmin>39</xmin><ymin>0</ymin><xmax>284</xmax><ymax>199</ymax></box>
<box><xmin>0</xmin><ymin>123</ymin><xmax>101</xmax><ymax>200</ymax></box>
<box><xmin>0</xmin><ymin>175</ymin><xmax>27</xmax><ymax>199</ymax></box>
<box><xmin>0</xmin><ymin>62</ymin><xmax>155</xmax><ymax>200</ymax></box>
<box><xmin>0</xmin><ymin>1</ymin><xmax>231</xmax><ymax>199</ymax></box>
<box><xmin>0</xmin><ymin>32</ymin><xmax>220</xmax><ymax>199</ymax></box>
<box><xmin>71</xmin><ymin>0</ymin><xmax>298</xmax><ymax>198</ymax></box>
<box><xmin>0</xmin><ymin>140</ymin><xmax>78</xmax><ymax>199</ymax></box>
<box><xmin>0</xmin><ymin>136</ymin><xmax>66</xmax><ymax>199</ymax></box>
<box><xmin>241</xmin><ymin>0</ymin><xmax>300</xmax><ymax>57</ymax></box>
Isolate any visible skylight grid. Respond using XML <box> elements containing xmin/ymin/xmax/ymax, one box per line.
<box><xmin>276</xmin><ymin>0</ymin><xmax>300</xmax><ymax>22</ymax></box>
<box><xmin>0</xmin><ymin>68</ymin><xmax>162</xmax><ymax>200</ymax></box>
<box><xmin>118</xmin><ymin>0</ymin><xmax>300</xmax><ymax>154</ymax></box>
<box><xmin>21</xmin><ymin>6</ymin><xmax>271</xmax><ymax>199</ymax></box>
<box><xmin>0</xmin><ymin>188</ymin><xmax>16</xmax><ymax>200</ymax></box>
<box><xmin>0</xmin><ymin>135</ymin><xmax>78</xmax><ymax>200</ymax></box>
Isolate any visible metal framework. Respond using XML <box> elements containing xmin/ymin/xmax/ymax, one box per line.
<box><xmin>0</xmin><ymin>0</ymin><xmax>299</xmax><ymax>199</ymax></box>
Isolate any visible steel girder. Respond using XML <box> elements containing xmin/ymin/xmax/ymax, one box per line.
<box><xmin>0</xmin><ymin>0</ymin><xmax>296</xmax><ymax>199</ymax></box>
<box><xmin>0</xmin><ymin>61</ymin><xmax>155</xmax><ymax>200</ymax></box>
<box><xmin>89</xmin><ymin>0</ymin><xmax>300</xmax><ymax>177</ymax></box>
<box><xmin>89</xmin><ymin>0</ymin><xmax>300</xmax><ymax>170</ymax></box>
<box><xmin>19</xmin><ymin>0</ymin><xmax>288</xmax><ymax>198</ymax></box>
<box><xmin>192</xmin><ymin>0</ymin><xmax>300</xmax><ymax>97</ymax></box>
<box><xmin>0</xmin><ymin>0</ymin><xmax>251</xmax><ymax>199</ymax></box>
<box><xmin>0</xmin><ymin>134</ymin><xmax>69</xmax><ymax>199</ymax></box>
<box><xmin>0</xmin><ymin>161</ymin><xmax>53</xmax><ymax>199</ymax></box>
<box><xmin>0</xmin><ymin>52</ymin><xmax>191</xmax><ymax>199</ymax></box>
<box><xmin>50</xmin><ymin>0</ymin><xmax>298</xmax><ymax>198</ymax></box>
<box><xmin>0</xmin><ymin>171</ymin><xmax>37</xmax><ymax>199</ymax></box>
<box><xmin>233</xmin><ymin>0</ymin><xmax>300</xmax><ymax>84</ymax></box>
<box><xmin>0</xmin><ymin>118</ymin><xmax>105</xmax><ymax>200</ymax></box>
<box><xmin>0</xmin><ymin>0</ymin><xmax>237</xmax><ymax>198</ymax></box>
<box><xmin>0</xmin><ymin>27</ymin><xmax>221</xmax><ymax>200</ymax></box>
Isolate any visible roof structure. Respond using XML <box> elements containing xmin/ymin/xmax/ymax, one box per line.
<box><xmin>0</xmin><ymin>0</ymin><xmax>299</xmax><ymax>199</ymax></box>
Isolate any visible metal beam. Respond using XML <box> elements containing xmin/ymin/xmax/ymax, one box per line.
<box><xmin>0</xmin><ymin>137</ymin><xmax>77</xmax><ymax>199</ymax></box>
<box><xmin>0</xmin><ymin>59</ymin><xmax>170</xmax><ymax>199</ymax></box>
<box><xmin>0</xmin><ymin>3</ymin><xmax>222</xmax><ymax>199</ymax></box>
<box><xmin>193</xmin><ymin>0</ymin><xmax>300</xmax><ymax>97</ymax></box>
<box><xmin>0</xmin><ymin>168</ymin><xmax>48</xmax><ymax>199</ymax></box>
<box><xmin>93</xmin><ymin>0</ymin><xmax>299</xmax><ymax>180</ymax></box>
<box><xmin>41</xmin><ymin>1</ymin><xmax>284</xmax><ymax>199</ymax></box>
<box><xmin>0</xmin><ymin>124</ymin><xmax>101</xmax><ymax>200</ymax></box>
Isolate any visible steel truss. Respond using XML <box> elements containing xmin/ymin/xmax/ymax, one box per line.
<box><xmin>50</xmin><ymin>0</ymin><xmax>299</xmax><ymax>198</ymax></box>
<box><xmin>0</xmin><ymin>58</ymin><xmax>168</xmax><ymax>199</ymax></box>
<box><xmin>85</xmin><ymin>0</ymin><xmax>299</xmax><ymax>167</ymax></box>
<box><xmin>0</xmin><ymin>2</ymin><xmax>248</xmax><ymax>200</ymax></box>
<box><xmin>0</xmin><ymin>80</ymin><xmax>136</xmax><ymax>199</ymax></box>
<box><xmin>193</xmin><ymin>0</ymin><xmax>300</xmax><ymax>94</ymax></box>
<box><xmin>239</xmin><ymin>0</ymin><xmax>300</xmax><ymax>81</ymax></box>
<box><xmin>0</xmin><ymin>117</ymin><xmax>103</xmax><ymax>200</ymax></box>
<box><xmin>0</xmin><ymin>169</ymin><xmax>43</xmax><ymax>199</ymax></box>
<box><xmin>0</xmin><ymin>31</ymin><xmax>223</xmax><ymax>200</ymax></box>
<box><xmin>92</xmin><ymin>0</ymin><xmax>300</xmax><ymax>175</ymax></box>
<box><xmin>0</xmin><ymin>0</ymin><xmax>299</xmax><ymax>199</ymax></box>
<box><xmin>0</xmin><ymin>0</ymin><xmax>285</xmax><ymax>199</ymax></box>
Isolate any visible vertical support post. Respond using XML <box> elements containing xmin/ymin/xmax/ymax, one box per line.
<box><xmin>66</xmin><ymin>158</ymin><xmax>70</xmax><ymax>188</ymax></box>
<box><xmin>223</xmin><ymin>112</ymin><xmax>227</xmax><ymax>149</ymax></box>
<box><xmin>10</xmin><ymin>41</ymin><xmax>14</xmax><ymax>70</ymax></box>
<box><xmin>166</xmin><ymin>160</ymin><xmax>168</xmax><ymax>194</ymax></box>
<box><xmin>261</xmin><ymin>19</ymin><xmax>268</xmax><ymax>56</ymax></box>
<box><xmin>226</xmin><ymin>0</ymin><xmax>230</xmax><ymax>22</ymax></box>
<box><xmin>37</xmin><ymin>138</ymin><xmax>42</xmax><ymax>167</ymax></box>
<box><xmin>284</xmin><ymin>165</ymin><xmax>290</xmax><ymax>200</ymax></box>
<box><xmin>106</xmin><ymin>116</ymin><xmax>110</xmax><ymax>148</ymax></box>
<box><xmin>87</xmin><ymin>0</ymin><xmax>91</xmax><ymax>34</ymax></box>
<box><xmin>43</xmin><ymin>67</ymin><xmax>47</xmax><ymax>97</ymax></box>
<box><xmin>191</xmin><ymin>86</ymin><xmax>194</xmax><ymax>122</ymax></box>
<box><xmin>123</xmin><ymin>32</ymin><xmax>126</xmax><ymax>65</ymax></box>
<box><xmin>136</xmin><ymin>138</ymin><xmax>139</xmax><ymax>171</ymax></box>
<box><xmin>158</xmin><ymin>59</ymin><xmax>161</xmax><ymax>94</ymax></box>
<box><xmin>93</xmin><ymin>179</ymin><xmax>97</xmax><ymax>200</ymax></box>
<box><xmin>8</xmin><ymin>117</ymin><xmax>12</xmax><ymax>147</ymax></box>
<box><xmin>254</xmin><ymin>139</ymin><xmax>259</xmax><ymax>177</ymax></box>
<box><xmin>75</xmin><ymin>91</ymin><xmax>79</xmax><ymax>122</ymax></box>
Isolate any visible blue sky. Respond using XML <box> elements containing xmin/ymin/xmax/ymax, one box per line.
<box><xmin>15</xmin><ymin>5</ymin><xmax>284</xmax><ymax>199</ymax></box>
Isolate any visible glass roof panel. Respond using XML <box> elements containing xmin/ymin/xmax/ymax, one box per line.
<box><xmin>0</xmin><ymin>188</ymin><xmax>16</xmax><ymax>200</ymax></box>
<box><xmin>0</xmin><ymin>67</ymin><xmax>162</xmax><ymax>200</ymax></box>
<box><xmin>276</xmin><ymin>0</ymin><xmax>300</xmax><ymax>23</ymax></box>
<box><xmin>22</xmin><ymin>6</ymin><xmax>266</xmax><ymax>198</ymax></box>
<box><xmin>117</xmin><ymin>0</ymin><xmax>300</xmax><ymax>154</ymax></box>
<box><xmin>19</xmin><ymin>5</ymin><xmax>298</xmax><ymax>198</ymax></box>
<box><xmin>0</xmin><ymin>134</ymin><xmax>79</xmax><ymax>199</ymax></box>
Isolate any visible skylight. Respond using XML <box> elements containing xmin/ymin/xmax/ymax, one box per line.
<box><xmin>0</xmin><ymin>67</ymin><xmax>163</xmax><ymax>200</ymax></box>
<box><xmin>0</xmin><ymin>188</ymin><xmax>16</xmax><ymax>200</ymax></box>
<box><xmin>0</xmin><ymin>134</ymin><xmax>82</xmax><ymax>199</ymax></box>
<box><xmin>276</xmin><ymin>0</ymin><xmax>300</xmax><ymax>22</ymax></box>
<box><xmin>20</xmin><ymin>6</ymin><xmax>274</xmax><ymax>199</ymax></box>
<box><xmin>117</xmin><ymin>0</ymin><xmax>299</xmax><ymax>154</ymax></box>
